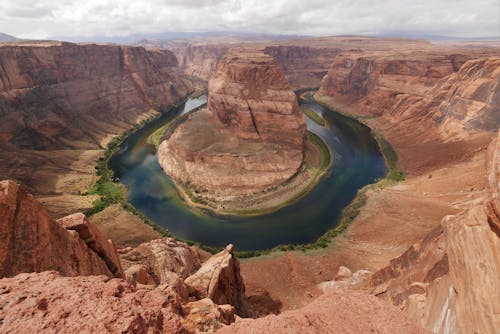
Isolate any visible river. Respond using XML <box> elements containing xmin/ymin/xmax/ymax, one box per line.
<box><xmin>108</xmin><ymin>93</ymin><xmax>386</xmax><ymax>250</ymax></box>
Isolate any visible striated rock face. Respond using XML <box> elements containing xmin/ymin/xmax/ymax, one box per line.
<box><xmin>0</xmin><ymin>41</ymin><xmax>192</xmax><ymax>212</ymax></box>
<box><xmin>218</xmin><ymin>289</ymin><xmax>430</xmax><ymax>334</ymax></box>
<box><xmin>158</xmin><ymin>49</ymin><xmax>306</xmax><ymax>198</ymax></box>
<box><xmin>263</xmin><ymin>45</ymin><xmax>341</xmax><ymax>88</ymax></box>
<box><xmin>0</xmin><ymin>180</ymin><xmax>122</xmax><ymax>278</ymax></box>
<box><xmin>185</xmin><ymin>244</ymin><xmax>246</xmax><ymax>314</ymax></box>
<box><xmin>318</xmin><ymin>52</ymin><xmax>499</xmax><ymax>139</ymax></box>
<box><xmin>0</xmin><ymin>271</ymin><xmax>186</xmax><ymax>334</ymax></box>
<box><xmin>436</xmin><ymin>57</ymin><xmax>500</xmax><ymax>134</ymax></box>
<box><xmin>206</xmin><ymin>49</ymin><xmax>305</xmax><ymax>146</ymax></box>
<box><xmin>57</xmin><ymin>213</ymin><xmax>124</xmax><ymax>278</ymax></box>
<box><xmin>487</xmin><ymin>131</ymin><xmax>500</xmax><ymax>236</ymax></box>
<box><xmin>368</xmin><ymin>132</ymin><xmax>500</xmax><ymax>334</ymax></box>
<box><xmin>172</xmin><ymin>44</ymin><xmax>230</xmax><ymax>80</ymax></box>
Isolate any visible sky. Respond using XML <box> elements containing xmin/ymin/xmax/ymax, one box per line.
<box><xmin>0</xmin><ymin>0</ymin><xmax>498</xmax><ymax>40</ymax></box>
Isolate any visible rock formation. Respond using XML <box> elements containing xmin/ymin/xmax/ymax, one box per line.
<box><xmin>158</xmin><ymin>49</ymin><xmax>306</xmax><ymax>202</ymax></box>
<box><xmin>120</xmin><ymin>237</ymin><xmax>204</xmax><ymax>295</ymax></box>
<box><xmin>0</xmin><ymin>271</ymin><xmax>187</xmax><ymax>334</ymax></box>
<box><xmin>184</xmin><ymin>244</ymin><xmax>246</xmax><ymax>314</ymax></box>
<box><xmin>0</xmin><ymin>180</ymin><xmax>121</xmax><ymax>278</ymax></box>
<box><xmin>367</xmin><ymin>131</ymin><xmax>500</xmax><ymax>334</ymax></box>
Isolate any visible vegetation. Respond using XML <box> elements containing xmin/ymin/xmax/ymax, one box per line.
<box><xmin>301</xmin><ymin>107</ymin><xmax>326</xmax><ymax>126</ymax></box>
<box><xmin>371</xmin><ymin>130</ymin><xmax>406</xmax><ymax>183</ymax></box>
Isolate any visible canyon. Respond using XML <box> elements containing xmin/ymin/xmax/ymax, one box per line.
<box><xmin>0</xmin><ymin>41</ymin><xmax>192</xmax><ymax>218</ymax></box>
<box><xmin>0</xmin><ymin>36</ymin><xmax>499</xmax><ymax>333</ymax></box>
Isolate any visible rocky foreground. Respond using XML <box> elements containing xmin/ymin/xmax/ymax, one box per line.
<box><xmin>158</xmin><ymin>49</ymin><xmax>308</xmax><ymax>211</ymax></box>
<box><xmin>0</xmin><ymin>179</ymin><xmax>428</xmax><ymax>333</ymax></box>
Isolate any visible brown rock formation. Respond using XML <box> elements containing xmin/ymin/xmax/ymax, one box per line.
<box><xmin>172</xmin><ymin>44</ymin><xmax>230</xmax><ymax>80</ymax></box>
<box><xmin>0</xmin><ymin>41</ymin><xmax>192</xmax><ymax>216</ymax></box>
<box><xmin>368</xmin><ymin>132</ymin><xmax>500</xmax><ymax>334</ymax></box>
<box><xmin>57</xmin><ymin>212</ymin><xmax>124</xmax><ymax>278</ymax></box>
<box><xmin>120</xmin><ymin>238</ymin><xmax>203</xmax><ymax>285</ymax></box>
<box><xmin>184</xmin><ymin>244</ymin><xmax>246</xmax><ymax>314</ymax></box>
<box><xmin>0</xmin><ymin>180</ymin><xmax>121</xmax><ymax>278</ymax></box>
<box><xmin>158</xmin><ymin>49</ymin><xmax>306</xmax><ymax>200</ymax></box>
<box><xmin>0</xmin><ymin>271</ymin><xmax>186</xmax><ymax>334</ymax></box>
<box><xmin>218</xmin><ymin>289</ymin><xmax>430</xmax><ymax>334</ymax></box>
<box><xmin>263</xmin><ymin>45</ymin><xmax>341</xmax><ymax>88</ymax></box>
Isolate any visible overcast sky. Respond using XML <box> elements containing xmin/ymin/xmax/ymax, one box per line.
<box><xmin>0</xmin><ymin>0</ymin><xmax>498</xmax><ymax>40</ymax></box>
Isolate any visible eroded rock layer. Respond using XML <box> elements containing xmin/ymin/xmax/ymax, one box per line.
<box><xmin>158</xmin><ymin>49</ymin><xmax>306</xmax><ymax>198</ymax></box>
<box><xmin>368</xmin><ymin>132</ymin><xmax>500</xmax><ymax>334</ymax></box>
<box><xmin>0</xmin><ymin>41</ymin><xmax>192</xmax><ymax>216</ymax></box>
<box><xmin>0</xmin><ymin>180</ymin><xmax>121</xmax><ymax>278</ymax></box>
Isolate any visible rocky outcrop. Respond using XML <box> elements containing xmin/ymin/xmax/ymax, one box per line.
<box><xmin>0</xmin><ymin>180</ymin><xmax>120</xmax><ymax>278</ymax></box>
<box><xmin>120</xmin><ymin>238</ymin><xmax>203</xmax><ymax>286</ymax></box>
<box><xmin>0</xmin><ymin>41</ymin><xmax>192</xmax><ymax>213</ymax></box>
<box><xmin>158</xmin><ymin>49</ymin><xmax>306</xmax><ymax>200</ymax></box>
<box><xmin>57</xmin><ymin>213</ymin><xmax>124</xmax><ymax>278</ymax></box>
<box><xmin>218</xmin><ymin>289</ymin><xmax>430</xmax><ymax>334</ymax></box>
<box><xmin>368</xmin><ymin>132</ymin><xmax>500</xmax><ymax>334</ymax></box>
<box><xmin>185</xmin><ymin>245</ymin><xmax>246</xmax><ymax>314</ymax></box>
<box><xmin>0</xmin><ymin>271</ymin><xmax>187</xmax><ymax>334</ymax></box>
<box><xmin>487</xmin><ymin>131</ymin><xmax>500</xmax><ymax>236</ymax></box>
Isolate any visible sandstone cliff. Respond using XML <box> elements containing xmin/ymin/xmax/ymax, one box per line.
<box><xmin>172</xmin><ymin>44</ymin><xmax>230</xmax><ymax>80</ymax></box>
<box><xmin>0</xmin><ymin>41</ymin><xmax>192</xmax><ymax>215</ymax></box>
<box><xmin>0</xmin><ymin>180</ymin><xmax>122</xmax><ymax>278</ymax></box>
<box><xmin>368</xmin><ymin>132</ymin><xmax>500</xmax><ymax>334</ymax></box>
<box><xmin>158</xmin><ymin>49</ymin><xmax>306</xmax><ymax>201</ymax></box>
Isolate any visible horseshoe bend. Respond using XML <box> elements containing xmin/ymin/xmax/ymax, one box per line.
<box><xmin>157</xmin><ymin>49</ymin><xmax>331</xmax><ymax>214</ymax></box>
<box><xmin>0</xmin><ymin>20</ymin><xmax>499</xmax><ymax>334</ymax></box>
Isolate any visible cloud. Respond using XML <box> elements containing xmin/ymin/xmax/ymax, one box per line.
<box><xmin>0</xmin><ymin>0</ymin><xmax>497</xmax><ymax>40</ymax></box>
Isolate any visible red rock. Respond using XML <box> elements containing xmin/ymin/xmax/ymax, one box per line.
<box><xmin>217</xmin><ymin>290</ymin><xmax>430</xmax><ymax>334</ymax></box>
<box><xmin>57</xmin><ymin>212</ymin><xmax>125</xmax><ymax>278</ymax></box>
<box><xmin>334</xmin><ymin>265</ymin><xmax>353</xmax><ymax>281</ymax></box>
<box><xmin>184</xmin><ymin>244</ymin><xmax>246</xmax><ymax>314</ymax></box>
<box><xmin>0</xmin><ymin>180</ymin><xmax>116</xmax><ymax>278</ymax></box>
<box><xmin>0</xmin><ymin>42</ymin><xmax>193</xmax><ymax>208</ymax></box>
<box><xmin>0</xmin><ymin>271</ymin><xmax>187</xmax><ymax>334</ymax></box>
<box><xmin>158</xmin><ymin>49</ymin><xmax>306</xmax><ymax>199</ymax></box>
<box><xmin>120</xmin><ymin>238</ymin><xmax>202</xmax><ymax>284</ymax></box>
<box><xmin>181</xmin><ymin>298</ymin><xmax>236</xmax><ymax>332</ymax></box>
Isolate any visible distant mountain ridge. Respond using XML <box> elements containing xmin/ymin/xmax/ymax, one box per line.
<box><xmin>0</xmin><ymin>32</ymin><xmax>20</xmax><ymax>42</ymax></box>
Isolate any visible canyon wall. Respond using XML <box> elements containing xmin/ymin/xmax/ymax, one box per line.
<box><xmin>0</xmin><ymin>180</ymin><xmax>122</xmax><ymax>278</ymax></box>
<box><xmin>158</xmin><ymin>49</ymin><xmax>306</xmax><ymax>199</ymax></box>
<box><xmin>369</xmin><ymin>133</ymin><xmax>500</xmax><ymax>333</ymax></box>
<box><xmin>172</xmin><ymin>44</ymin><xmax>230</xmax><ymax>80</ymax></box>
<box><xmin>318</xmin><ymin>52</ymin><xmax>499</xmax><ymax>137</ymax></box>
<box><xmin>263</xmin><ymin>45</ymin><xmax>341</xmax><ymax>88</ymax></box>
<box><xmin>0</xmin><ymin>41</ymin><xmax>192</xmax><ymax>211</ymax></box>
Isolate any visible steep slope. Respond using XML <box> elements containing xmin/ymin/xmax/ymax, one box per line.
<box><xmin>369</xmin><ymin>132</ymin><xmax>500</xmax><ymax>334</ymax></box>
<box><xmin>0</xmin><ymin>41</ymin><xmax>192</xmax><ymax>216</ymax></box>
<box><xmin>0</xmin><ymin>180</ymin><xmax>122</xmax><ymax>278</ymax></box>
